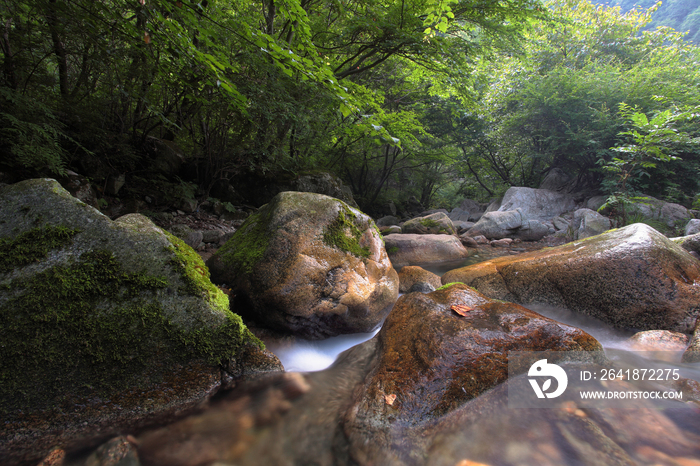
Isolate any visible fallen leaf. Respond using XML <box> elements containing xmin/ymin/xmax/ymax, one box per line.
<box><xmin>451</xmin><ymin>304</ymin><xmax>474</xmax><ymax>316</ymax></box>
<box><xmin>455</xmin><ymin>460</ymin><xmax>492</xmax><ymax>466</ymax></box>
<box><xmin>385</xmin><ymin>394</ymin><xmax>397</xmax><ymax>405</ymax></box>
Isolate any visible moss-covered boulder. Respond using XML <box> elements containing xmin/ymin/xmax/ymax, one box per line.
<box><xmin>206</xmin><ymin>191</ymin><xmax>398</xmax><ymax>339</ymax></box>
<box><xmin>0</xmin><ymin>179</ymin><xmax>280</xmax><ymax>465</ymax></box>
<box><xmin>442</xmin><ymin>223</ymin><xmax>700</xmax><ymax>332</ymax></box>
<box><xmin>402</xmin><ymin>212</ymin><xmax>457</xmax><ymax>235</ymax></box>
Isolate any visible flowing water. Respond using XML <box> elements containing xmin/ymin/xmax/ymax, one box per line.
<box><xmin>263</xmin><ymin>327</ymin><xmax>381</xmax><ymax>372</ymax></box>
<box><xmin>264</xmin><ymin>262</ymin><xmax>639</xmax><ymax>373</ymax></box>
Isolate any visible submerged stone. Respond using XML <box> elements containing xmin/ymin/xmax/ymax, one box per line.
<box><xmin>207</xmin><ymin>191</ymin><xmax>398</xmax><ymax>339</ymax></box>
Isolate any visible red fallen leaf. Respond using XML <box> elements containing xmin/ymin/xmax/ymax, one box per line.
<box><xmin>451</xmin><ymin>304</ymin><xmax>474</xmax><ymax>316</ymax></box>
<box><xmin>385</xmin><ymin>394</ymin><xmax>397</xmax><ymax>405</ymax></box>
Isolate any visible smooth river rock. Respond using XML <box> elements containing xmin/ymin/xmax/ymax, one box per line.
<box><xmin>466</xmin><ymin>208</ymin><xmax>550</xmax><ymax>241</ymax></box>
<box><xmin>397</xmin><ymin>265</ymin><xmax>442</xmax><ymax>293</ymax></box>
<box><xmin>207</xmin><ymin>191</ymin><xmax>398</xmax><ymax>339</ymax></box>
<box><xmin>384</xmin><ymin>233</ymin><xmax>470</xmax><ymax>268</ymax></box>
<box><xmin>340</xmin><ymin>283</ymin><xmax>604</xmax><ymax>463</ymax></box>
<box><xmin>572</xmin><ymin>207</ymin><xmax>611</xmax><ymax>239</ymax></box>
<box><xmin>402</xmin><ymin>212</ymin><xmax>457</xmax><ymax>235</ymax></box>
<box><xmin>442</xmin><ymin>223</ymin><xmax>700</xmax><ymax>333</ymax></box>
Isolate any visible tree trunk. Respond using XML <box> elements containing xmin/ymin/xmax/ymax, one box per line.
<box><xmin>46</xmin><ymin>0</ymin><xmax>69</xmax><ymax>96</ymax></box>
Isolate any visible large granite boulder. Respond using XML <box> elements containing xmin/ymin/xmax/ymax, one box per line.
<box><xmin>467</xmin><ymin>209</ymin><xmax>524</xmax><ymax>239</ymax></box>
<box><xmin>539</xmin><ymin>167</ymin><xmax>574</xmax><ymax>192</ymax></box>
<box><xmin>443</xmin><ymin>223</ymin><xmax>700</xmax><ymax>332</ymax></box>
<box><xmin>466</xmin><ymin>208</ymin><xmax>549</xmax><ymax>241</ymax></box>
<box><xmin>626</xmin><ymin>195</ymin><xmax>690</xmax><ymax>228</ymax></box>
<box><xmin>384</xmin><ymin>233</ymin><xmax>470</xmax><ymax>268</ymax></box>
<box><xmin>402</xmin><ymin>212</ymin><xmax>457</xmax><ymax>235</ymax></box>
<box><xmin>450</xmin><ymin>199</ymin><xmax>483</xmax><ymax>222</ymax></box>
<box><xmin>586</xmin><ymin>195</ymin><xmax>608</xmax><ymax>212</ymax></box>
<box><xmin>498</xmin><ymin>187</ymin><xmax>576</xmax><ymax>221</ymax></box>
<box><xmin>459</xmin><ymin>198</ymin><xmax>483</xmax><ymax>214</ymax></box>
<box><xmin>685</xmin><ymin>218</ymin><xmax>700</xmax><ymax>236</ymax></box>
<box><xmin>448</xmin><ymin>207</ymin><xmax>471</xmax><ymax>222</ymax></box>
<box><xmin>572</xmin><ymin>208</ymin><xmax>611</xmax><ymax>239</ymax></box>
<box><xmin>207</xmin><ymin>192</ymin><xmax>398</xmax><ymax>339</ymax></box>
<box><xmin>0</xmin><ymin>179</ymin><xmax>279</xmax><ymax>465</ymax></box>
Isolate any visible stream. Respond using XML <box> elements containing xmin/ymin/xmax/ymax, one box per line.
<box><xmin>264</xmin><ymin>260</ymin><xmax>639</xmax><ymax>374</ymax></box>
<box><xmin>132</xmin><ymin>256</ymin><xmax>700</xmax><ymax>466</ymax></box>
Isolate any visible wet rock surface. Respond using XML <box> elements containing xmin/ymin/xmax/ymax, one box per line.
<box><xmin>424</xmin><ymin>377</ymin><xmax>700</xmax><ymax>466</ymax></box>
<box><xmin>626</xmin><ymin>330</ymin><xmax>689</xmax><ymax>353</ymax></box>
<box><xmin>207</xmin><ymin>191</ymin><xmax>398</xmax><ymax>339</ymax></box>
<box><xmin>397</xmin><ymin>265</ymin><xmax>442</xmax><ymax>293</ymax></box>
<box><xmin>442</xmin><ymin>224</ymin><xmax>700</xmax><ymax>333</ymax></box>
<box><xmin>340</xmin><ymin>284</ymin><xmax>604</xmax><ymax>463</ymax></box>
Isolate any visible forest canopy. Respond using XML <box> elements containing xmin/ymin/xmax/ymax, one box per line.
<box><xmin>1</xmin><ymin>0</ymin><xmax>699</xmax><ymax>214</ymax></box>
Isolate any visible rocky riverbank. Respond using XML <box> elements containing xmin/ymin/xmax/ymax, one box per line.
<box><xmin>5</xmin><ymin>179</ymin><xmax>700</xmax><ymax>466</ymax></box>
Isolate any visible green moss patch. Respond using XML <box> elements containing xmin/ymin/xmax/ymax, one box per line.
<box><xmin>0</xmin><ymin>225</ymin><xmax>79</xmax><ymax>273</ymax></box>
<box><xmin>164</xmin><ymin>230</ymin><xmax>229</xmax><ymax>313</ymax></box>
<box><xmin>323</xmin><ymin>205</ymin><xmax>371</xmax><ymax>258</ymax></box>
<box><xmin>215</xmin><ymin>210</ymin><xmax>271</xmax><ymax>274</ymax></box>
<box><xmin>0</xmin><ymin>246</ymin><xmax>260</xmax><ymax>412</ymax></box>
<box><xmin>419</xmin><ymin>218</ymin><xmax>441</xmax><ymax>229</ymax></box>
<box><xmin>436</xmin><ymin>282</ymin><xmax>464</xmax><ymax>291</ymax></box>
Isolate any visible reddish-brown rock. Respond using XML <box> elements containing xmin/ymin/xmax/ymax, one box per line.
<box><xmin>397</xmin><ymin>265</ymin><xmax>442</xmax><ymax>293</ymax></box>
<box><xmin>442</xmin><ymin>224</ymin><xmax>700</xmax><ymax>332</ymax></box>
<box><xmin>341</xmin><ymin>284</ymin><xmax>603</xmax><ymax>463</ymax></box>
